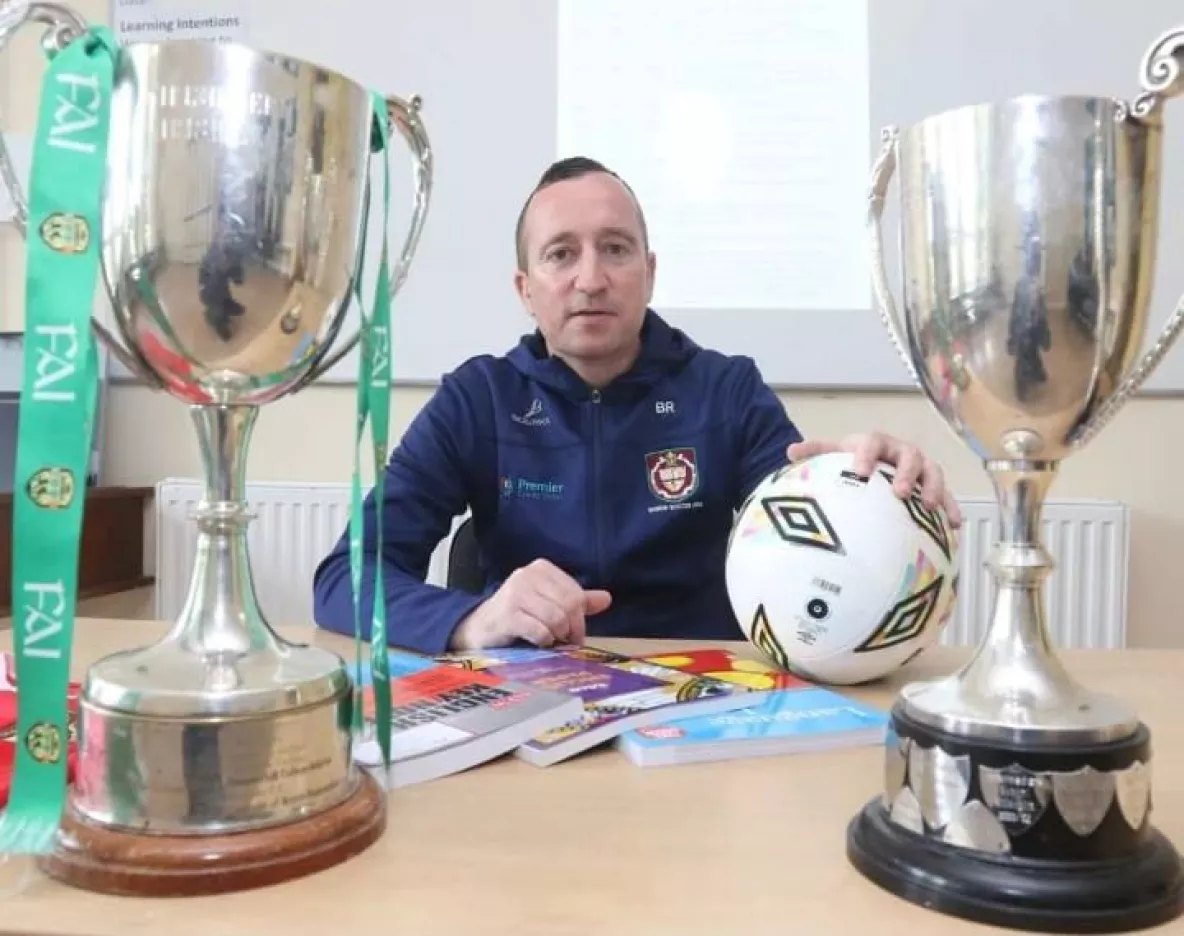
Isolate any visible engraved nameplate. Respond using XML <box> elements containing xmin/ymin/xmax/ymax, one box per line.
<box><xmin>73</xmin><ymin>702</ymin><xmax>351</xmax><ymax>833</ymax></box>
<box><xmin>908</xmin><ymin>742</ymin><xmax>970</xmax><ymax>830</ymax></box>
<box><xmin>1052</xmin><ymin>765</ymin><xmax>1116</xmax><ymax>837</ymax></box>
<box><xmin>978</xmin><ymin>763</ymin><xmax>1051</xmax><ymax>835</ymax></box>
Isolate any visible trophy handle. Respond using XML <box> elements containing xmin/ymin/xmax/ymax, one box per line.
<box><xmin>1073</xmin><ymin>26</ymin><xmax>1184</xmax><ymax>446</ymax></box>
<box><xmin>302</xmin><ymin>93</ymin><xmax>434</xmax><ymax>385</ymax></box>
<box><xmin>868</xmin><ymin>126</ymin><xmax>922</xmax><ymax>386</ymax></box>
<box><xmin>1120</xmin><ymin>26</ymin><xmax>1184</xmax><ymax>120</ymax></box>
<box><xmin>0</xmin><ymin>1</ymin><xmax>162</xmax><ymax>386</ymax></box>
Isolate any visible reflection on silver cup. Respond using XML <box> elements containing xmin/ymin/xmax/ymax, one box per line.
<box><xmin>847</xmin><ymin>25</ymin><xmax>1184</xmax><ymax>933</ymax></box>
<box><xmin>0</xmin><ymin>1</ymin><xmax>432</xmax><ymax>896</ymax></box>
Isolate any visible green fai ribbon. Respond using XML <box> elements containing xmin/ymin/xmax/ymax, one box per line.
<box><xmin>3</xmin><ymin>27</ymin><xmax>118</xmax><ymax>855</ymax></box>
<box><xmin>348</xmin><ymin>93</ymin><xmax>395</xmax><ymax>773</ymax></box>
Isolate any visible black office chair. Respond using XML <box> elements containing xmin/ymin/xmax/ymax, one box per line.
<box><xmin>445</xmin><ymin>516</ymin><xmax>485</xmax><ymax>595</ymax></box>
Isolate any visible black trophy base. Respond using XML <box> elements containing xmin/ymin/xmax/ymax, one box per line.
<box><xmin>848</xmin><ymin>798</ymin><xmax>1184</xmax><ymax>933</ymax></box>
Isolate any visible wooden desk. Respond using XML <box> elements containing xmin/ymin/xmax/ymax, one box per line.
<box><xmin>1</xmin><ymin>619</ymin><xmax>1182</xmax><ymax>936</ymax></box>
<box><xmin>0</xmin><ymin>488</ymin><xmax>154</xmax><ymax>616</ymax></box>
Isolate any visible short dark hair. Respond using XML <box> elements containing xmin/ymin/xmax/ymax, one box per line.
<box><xmin>514</xmin><ymin>156</ymin><xmax>649</xmax><ymax>271</ymax></box>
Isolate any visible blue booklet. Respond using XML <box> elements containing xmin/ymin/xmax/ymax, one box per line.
<box><xmin>613</xmin><ymin>648</ymin><xmax>889</xmax><ymax>767</ymax></box>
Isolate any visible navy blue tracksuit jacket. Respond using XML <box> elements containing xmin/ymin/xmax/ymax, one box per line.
<box><xmin>312</xmin><ymin>310</ymin><xmax>803</xmax><ymax>654</ymax></box>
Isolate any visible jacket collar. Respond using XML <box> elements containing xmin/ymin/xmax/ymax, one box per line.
<box><xmin>507</xmin><ymin>308</ymin><xmax>699</xmax><ymax>402</ymax></box>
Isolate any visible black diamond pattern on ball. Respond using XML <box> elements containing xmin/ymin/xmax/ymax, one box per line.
<box><xmin>878</xmin><ymin>469</ymin><xmax>952</xmax><ymax>561</ymax></box>
<box><xmin>854</xmin><ymin>575</ymin><xmax>945</xmax><ymax>652</ymax></box>
<box><xmin>750</xmin><ymin>604</ymin><xmax>791</xmax><ymax>671</ymax></box>
<box><xmin>761</xmin><ymin>495</ymin><xmax>844</xmax><ymax>554</ymax></box>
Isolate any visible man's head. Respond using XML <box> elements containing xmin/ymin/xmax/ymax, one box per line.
<box><xmin>513</xmin><ymin>157</ymin><xmax>656</xmax><ymax>386</ymax></box>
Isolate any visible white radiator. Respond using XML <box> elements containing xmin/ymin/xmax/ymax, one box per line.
<box><xmin>943</xmin><ymin>498</ymin><xmax>1130</xmax><ymax>650</ymax></box>
<box><xmin>154</xmin><ymin>480</ymin><xmax>1130</xmax><ymax>648</ymax></box>
<box><xmin>154</xmin><ymin>479</ymin><xmax>463</xmax><ymax>631</ymax></box>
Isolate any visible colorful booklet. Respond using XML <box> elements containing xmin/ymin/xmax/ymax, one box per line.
<box><xmin>434</xmin><ymin>644</ymin><xmax>765</xmax><ymax>767</ymax></box>
<box><xmin>351</xmin><ymin>648</ymin><xmax>584</xmax><ymax>789</ymax></box>
<box><xmin>615</xmin><ymin>648</ymin><xmax>889</xmax><ymax>767</ymax></box>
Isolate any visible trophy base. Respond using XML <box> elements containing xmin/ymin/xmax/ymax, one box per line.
<box><xmin>847</xmin><ymin>704</ymin><xmax>1184</xmax><ymax>932</ymax></box>
<box><xmin>847</xmin><ymin>797</ymin><xmax>1184</xmax><ymax>934</ymax></box>
<box><xmin>38</xmin><ymin>771</ymin><xmax>385</xmax><ymax>897</ymax></box>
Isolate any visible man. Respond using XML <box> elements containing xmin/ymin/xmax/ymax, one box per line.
<box><xmin>312</xmin><ymin>157</ymin><xmax>961</xmax><ymax>655</ymax></box>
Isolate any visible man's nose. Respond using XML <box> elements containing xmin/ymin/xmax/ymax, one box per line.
<box><xmin>573</xmin><ymin>251</ymin><xmax>608</xmax><ymax>292</ymax></box>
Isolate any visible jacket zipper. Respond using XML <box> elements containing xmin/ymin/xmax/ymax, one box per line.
<box><xmin>590</xmin><ymin>388</ymin><xmax>604</xmax><ymax>583</ymax></box>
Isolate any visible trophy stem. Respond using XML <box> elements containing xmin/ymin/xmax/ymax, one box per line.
<box><xmin>164</xmin><ymin>403</ymin><xmax>282</xmax><ymax>656</ymax></box>
<box><xmin>899</xmin><ymin>459</ymin><xmax>1139</xmax><ymax>744</ymax></box>
<box><xmin>966</xmin><ymin>459</ymin><xmax>1067</xmax><ymax>684</ymax></box>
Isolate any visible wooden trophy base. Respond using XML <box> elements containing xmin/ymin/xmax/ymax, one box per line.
<box><xmin>38</xmin><ymin>772</ymin><xmax>386</xmax><ymax>897</ymax></box>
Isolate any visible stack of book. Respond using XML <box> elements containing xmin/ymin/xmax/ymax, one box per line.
<box><xmin>351</xmin><ymin>642</ymin><xmax>889</xmax><ymax>787</ymax></box>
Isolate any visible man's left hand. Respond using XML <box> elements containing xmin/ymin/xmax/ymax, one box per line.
<box><xmin>787</xmin><ymin>433</ymin><xmax>963</xmax><ymax>528</ymax></box>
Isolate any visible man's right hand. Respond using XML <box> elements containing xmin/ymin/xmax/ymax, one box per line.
<box><xmin>448</xmin><ymin>559</ymin><xmax>612</xmax><ymax>651</ymax></box>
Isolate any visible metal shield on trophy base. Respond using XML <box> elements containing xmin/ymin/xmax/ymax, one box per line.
<box><xmin>846</xmin><ymin>24</ymin><xmax>1184</xmax><ymax>934</ymax></box>
<box><xmin>0</xmin><ymin>1</ymin><xmax>431</xmax><ymax>897</ymax></box>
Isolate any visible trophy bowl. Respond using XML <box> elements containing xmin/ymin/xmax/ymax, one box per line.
<box><xmin>846</xmin><ymin>26</ymin><xmax>1184</xmax><ymax>934</ymax></box>
<box><xmin>0</xmin><ymin>2</ymin><xmax>432</xmax><ymax>896</ymax></box>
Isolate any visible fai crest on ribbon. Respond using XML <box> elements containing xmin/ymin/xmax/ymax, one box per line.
<box><xmin>39</xmin><ymin>212</ymin><xmax>90</xmax><ymax>254</ymax></box>
<box><xmin>645</xmin><ymin>447</ymin><xmax>699</xmax><ymax>502</ymax></box>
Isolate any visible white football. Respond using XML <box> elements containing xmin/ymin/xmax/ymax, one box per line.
<box><xmin>725</xmin><ymin>451</ymin><xmax>960</xmax><ymax>685</ymax></box>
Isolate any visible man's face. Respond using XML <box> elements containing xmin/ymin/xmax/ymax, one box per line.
<box><xmin>514</xmin><ymin>172</ymin><xmax>655</xmax><ymax>369</ymax></box>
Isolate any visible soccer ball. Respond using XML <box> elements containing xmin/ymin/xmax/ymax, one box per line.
<box><xmin>725</xmin><ymin>451</ymin><xmax>960</xmax><ymax>685</ymax></box>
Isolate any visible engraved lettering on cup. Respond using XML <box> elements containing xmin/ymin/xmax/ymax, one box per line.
<box><xmin>1113</xmin><ymin>760</ymin><xmax>1151</xmax><ymax>831</ymax></box>
<box><xmin>1052</xmin><ymin>765</ymin><xmax>1116</xmax><ymax>837</ymax></box>
<box><xmin>942</xmin><ymin>800</ymin><xmax>1012</xmax><ymax>855</ymax></box>
<box><xmin>978</xmin><ymin>763</ymin><xmax>1051</xmax><ymax>835</ymax></box>
<box><xmin>882</xmin><ymin>728</ymin><xmax>909</xmax><ymax>811</ymax></box>
<box><xmin>908</xmin><ymin>742</ymin><xmax>970</xmax><ymax>830</ymax></box>
<box><xmin>889</xmin><ymin>786</ymin><xmax>924</xmax><ymax>834</ymax></box>
<box><xmin>154</xmin><ymin>85</ymin><xmax>284</xmax><ymax>148</ymax></box>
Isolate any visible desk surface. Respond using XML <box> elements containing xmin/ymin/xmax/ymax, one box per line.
<box><xmin>2</xmin><ymin>619</ymin><xmax>1182</xmax><ymax>936</ymax></box>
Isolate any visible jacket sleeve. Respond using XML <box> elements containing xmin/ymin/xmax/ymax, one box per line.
<box><xmin>733</xmin><ymin>357</ymin><xmax>804</xmax><ymax>507</ymax></box>
<box><xmin>311</xmin><ymin>372</ymin><xmax>494</xmax><ymax>655</ymax></box>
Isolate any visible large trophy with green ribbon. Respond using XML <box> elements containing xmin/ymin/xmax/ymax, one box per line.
<box><xmin>0</xmin><ymin>1</ymin><xmax>431</xmax><ymax>895</ymax></box>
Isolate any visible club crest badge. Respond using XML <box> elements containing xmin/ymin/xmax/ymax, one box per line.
<box><xmin>26</xmin><ymin>466</ymin><xmax>75</xmax><ymax>510</ymax></box>
<box><xmin>645</xmin><ymin>447</ymin><xmax>699</xmax><ymax>502</ymax></box>
<box><xmin>39</xmin><ymin>212</ymin><xmax>90</xmax><ymax>255</ymax></box>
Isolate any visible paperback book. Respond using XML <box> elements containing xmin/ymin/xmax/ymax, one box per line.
<box><xmin>615</xmin><ymin>648</ymin><xmax>889</xmax><ymax>767</ymax></box>
<box><xmin>434</xmin><ymin>644</ymin><xmax>764</xmax><ymax>766</ymax></box>
<box><xmin>352</xmin><ymin>648</ymin><xmax>584</xmax><ymax>788</ymax></box>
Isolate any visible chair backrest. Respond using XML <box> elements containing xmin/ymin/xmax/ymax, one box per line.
<box><xmin>445</xmin><ymin>515</ymin><xmax>484</xmax><ymax>594</ymax></box>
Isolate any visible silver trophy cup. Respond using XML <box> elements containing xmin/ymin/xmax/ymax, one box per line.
<box><xmin>0</xmin><ymin>2</ymin><xmax>432</xmax><ymax>895</ymax></box>
<box><xmin>847</xmin><ymin>26</ymin><xmax>1184</xmax><ymax>933</ymax></box>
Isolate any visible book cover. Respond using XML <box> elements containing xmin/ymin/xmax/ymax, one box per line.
<box><xmin>351</xmin><ymin>648</ymin><xmax>584</xmax><ymax>788</ymax></box>
<box><xmin>435</xmin><ymin>644</ymin><xmax>765</xmax><ymax>767</ymax></box>
<box><xmin>616</xmin><ymin>648</ymin><xmax>889</xmax><ymax>767</ymax></box>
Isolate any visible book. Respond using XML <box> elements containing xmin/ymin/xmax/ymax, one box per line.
<box><xmin>434</xmin><ymin>644</ymin><xmax>765</xmax><ymax>767</ymax></box>
<box><xmin>0</xmin><ymin>652</ymin><xmax>82</xmax><ymax>805</ymax></box>
<box><xmin>351</xmin><ymin>648</ymin><xmax>584</xmax><ymax>789</ymax></box>
<box><xmin>615</xmin><ymin>648</ymin><xmax>889</xmax><ymax>767</ymax></box>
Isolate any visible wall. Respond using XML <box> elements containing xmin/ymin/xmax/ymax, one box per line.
<box><xmin>1</xmin><ymin>0</ymin><xmax>1182</xmax><ymax>647</ymax></box>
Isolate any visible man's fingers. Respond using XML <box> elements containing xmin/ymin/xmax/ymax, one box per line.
<box><xmin>943</xmin><ymin>489</ymin><xmax>964</xmax><ymax>528</ymax></box>
<box><xmin>917</xmin><ymin>457</ymin><xmax>944</xmax><ymax>511</ymax></box>
<box><xmin>787</xmin><ymin>440</ymin><xmax>827</xmax><ymax>462</ymax></box>
<box><xmin>850</xmin><ymin>433</ymin><xmax>886</xmax><ymax>478</ymax></box>
<box><xmin>584</xmin><ymin>590</ymin><xmax>612</xmax><ymax>615</ymax></box>
<box><xmin>515</xmin><ymin>590</ymin><xmax>573</xmax><ymax>643</ymax></box>
<box><xmin>531</xmin><ymin>561</ymin><xmax>589</xmax><ymax>642</ymax></box>
<box><xmin>510</xmin><ymin>612</ymin><xmax>559</xmax><ymax>648</ymax></box>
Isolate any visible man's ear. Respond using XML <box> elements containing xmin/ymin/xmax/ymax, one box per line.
<box><xmin>645</xmin><ymin>251</ymin><xmax>657</xmax><ymax>303</ymax></box>
<box><xmin>514</xmin><ymin>268</ymin><xmax>533</xmax><ymax>315</ymax></box>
